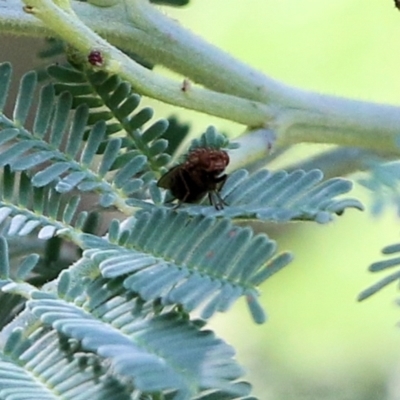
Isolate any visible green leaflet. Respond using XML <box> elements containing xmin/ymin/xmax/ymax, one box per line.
<box><xmin>47</xmin><ymin>64</ymin><xmax>171</xmax><ymax>175</ymax></box>
<box><xmin>0</xmin><ymin>63</ymin><xmax>173</xmax><ymax>210</ymax></box>
<box><xmin>150</xmin><ymin>0</ymin><xmax>190</xmax><ymax>5</ymax></box>
<box><xmin>359</xmin><ymin>160</ymin><xmax>400</xmax><ymax>215</ymax></box>
<box><xmin>2</xmin><ymin>250</ymin><xmax>251</xmax><ymax>398</ymax></box>
<box><xmin>0</xmin><ymin>326</ymin><xmax>132</xmax><ymax>400</ymax></box>
<box><xmin>81</xmin><ymin>209</ymin><xmax>292</xmax><ymax>324</ymax></box>
<box><xmin>0</xmin><ymin>56</ymin><xmax>366</xmax><ymax>400</ymax></box>
<box><xmin>0</xmin><ymin>168</ymin><xmax>88</xmax><ymax>240</ymax></box>
<box><xmin>359</xmin><ymin>242</ymin><xmax>400</xmax><ymax>301</ymax></box>
<box><xmin>23</xmin><ymin>272</ymin><xmax>251</xmax><ymax>399</ymax></box>
<box><xmin>133</xmin><ymin>168</ymin><xmax>363</xmax><ymax>223</ymax></box>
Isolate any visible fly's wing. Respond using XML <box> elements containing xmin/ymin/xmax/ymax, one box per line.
<box><xmin>158</xmin><ymin>166</ymin><xmax>181</xmax><ymax>204</ymax></box>
<box><xmin>158</xmin><ymin>166</ymin><xmax>197</xmax><ymax>202</ymax></box>
<box><xmin>157</xmin><ymin>166</ymin><xmax>180</xmax><ymax>189</ymax></box>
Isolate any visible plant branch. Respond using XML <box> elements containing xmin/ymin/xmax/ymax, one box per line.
<box><xmin>284</xmin><ymin>148</ymin><xmax>394</xmax><ymax>179</ymax></box>
<box><xmin>19</xmin><ymin>0</ymin><xmax>274</xmax><ymax>127</ymax></box>
<box><xmin>5</xmin><ymin>0</ymin><xmax>400</xmax><ymax>158</ymax></box>
<box><xmin>0</xmin><ymin>0</ymin><xmax>53</xmax><ymax>36</ymax></box>
<box><xmin>94</xmin><ymin>0</ymin><xmax>400</xmax><ymax>158</ymax></box>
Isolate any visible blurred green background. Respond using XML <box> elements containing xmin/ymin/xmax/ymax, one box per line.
<box><xmin>163</xmin><ymin>1</ymin><xmax>400</xmax><ymax>399</ymax></box>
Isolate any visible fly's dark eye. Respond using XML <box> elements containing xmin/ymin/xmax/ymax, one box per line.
<box><xmin>157</xmin><ymin>147</ymin><xmax>229</xmax><ymax>209</ymax></box>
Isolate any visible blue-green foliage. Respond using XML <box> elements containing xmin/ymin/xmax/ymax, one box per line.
<box><xmin>189</xmin><ymin>126</ymin><xmax>237</xmax><ymax>152</ymax></box>
<box><xmin>150</xmin><ymin>0</ymin><xmax>190</xmax><ymax>6</ymax></box>
<box><xmin>75</xmin><ymin>0</ymin><xmax>190</xmax><ymax>6</ymax></box>
<box><xmin>0</xmin><ymin>262</ymin><xmax>253</xmax><ymax>399</ymax></box>
<box><xmin>28</xmin><ymin>286</ymin><xmax>247</xmax><ymax>398</ymax></box>
<box><xmin>161</xmin><ymin>116</ymin><xmax>190</xmax><ymax>157</ymax></box>
<box><xmin>356</xmin><ymin>161</ymin><xmax>400</xmax><ymax>302</ymax></box>
<box><xmin>0</xmin><ymin>166</ymin><xmax>90</xmax><ymax>240</ymax></box>
<box><xmin>0</xmin><ymin>60</ymin><xmax>363</xmax><ymax>399</ymax></box>
<box><xmin>132</xmin><ymin>167</ymin><xmax>363</xmax><ymax>223</ymax></box>
<box><xmin>358</xmin><ymin>242</ymin><xmax>400</xmax><ymax>301</ymax></box>
<box><xmin>0</xmin><ymin>62</ymin><xmax>172</xmax><ymax>210</ymax></box>
<box><xmin>219</xmin><ymin>169</ymin><xmax>362</xmax><ymax>223</ymax></box>
<box><xmin>0</xmin><ymin>326</ymin><xmax>132</xmax><ymax>400</ymax></box>
<box><xmin>47</xmin><ymin>64</ymin><xmax>171</xmax><ymax>174</ymax></box>
<box><xmin>80</xmin><ymin>208</ymin><xmax>293</xmax><ymax>323</ymax></box>
<box><xmin>359</xmin><ymin>160</ymin><xmax>400</xmax><ymax>215</ymax></box>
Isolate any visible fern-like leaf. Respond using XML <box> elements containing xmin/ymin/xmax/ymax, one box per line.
<box><xmin>23</xmin><ymin>271</ymin><xmax>252</xmax><ymax>399</ymax></box>
<box><xmin>359</xmin><ymin>160</ymin><xmax>400</xmax><ymax>215</ymax></box>
<box><xmin>140</xmin><ymin>168</ymin><xmax>363</xmax><ymax>223</ymax></box>
<box><xmin>0</xmin><ymin>326</ymin><xmax>132</xmax><ymax>400</ymax></box>
<box><xmin>0</xmin><ymin>167</ymin><xmax>90</xmax><ymax>241</ymax></box>
<box><xmin>0</xmin><ymin>63</ymin><xmax>155</xmax><ymax>207</ymax></box>
<box><xmin>80</xmin><ymin>208</ymin><xmax>292</xmax><ymax>323</ymax></box>
<box><xmin>220</xmin><ymin>168</ymin><xmax>362</xmax><ymax>222</ymax></box>
<box><xmin>189</xmin><ymin>126</ymin><xmax>237</xmax><ymax>152</ymax></box>
<box><xmin>358</xmin><ymin>242</ymin><xmax>400</xmax><ymax>301</ymax></box>
<box><xmin>47</xmin><ymin>64</ymin><xmax>171</xmax><ymax>175</ymax></box>
<box><xmin>162</xmin><ymin>116</ymin><xmax>191</xmax><ymax>157</ymax></box>
<box><xmin>150</xmin><ymin>0</ymin><xmax>190</xmax><ymax>5</ymax></box>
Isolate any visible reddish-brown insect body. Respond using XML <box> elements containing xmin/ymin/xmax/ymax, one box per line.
<box><xmin>88</xmin><ymin>50</ymin><xmax>104</xmax><ymax>66</ymax></box>
<box><xmin>157</xmin><ymin>148</ymin><xmax>230</xmax><ymax>210</ymax></box>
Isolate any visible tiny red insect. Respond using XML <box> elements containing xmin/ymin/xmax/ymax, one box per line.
<box><xmin>157</xmin><ymin>147</ymin><xmax>229</xmax><ymax>210</ymax></box>
<box><xmin>88</xmin><ymin>50</ymin><xmax>103</xmax><ymax>66</ymax></box>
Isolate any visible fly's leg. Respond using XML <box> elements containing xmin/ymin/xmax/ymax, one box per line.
<box><xmin>171</xmin><ymin>169</ymin><xmax>192</xmax><ymax>209</ymax></box>
<box><xmin>209</xmin><ymin>191</ymin><xmax>225</xmax><ymax>210</ymax></box>
<box><xmin>208</xmin><ymin>174</ymin><xmax>228</xmax><ymax>210</ymax></box>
